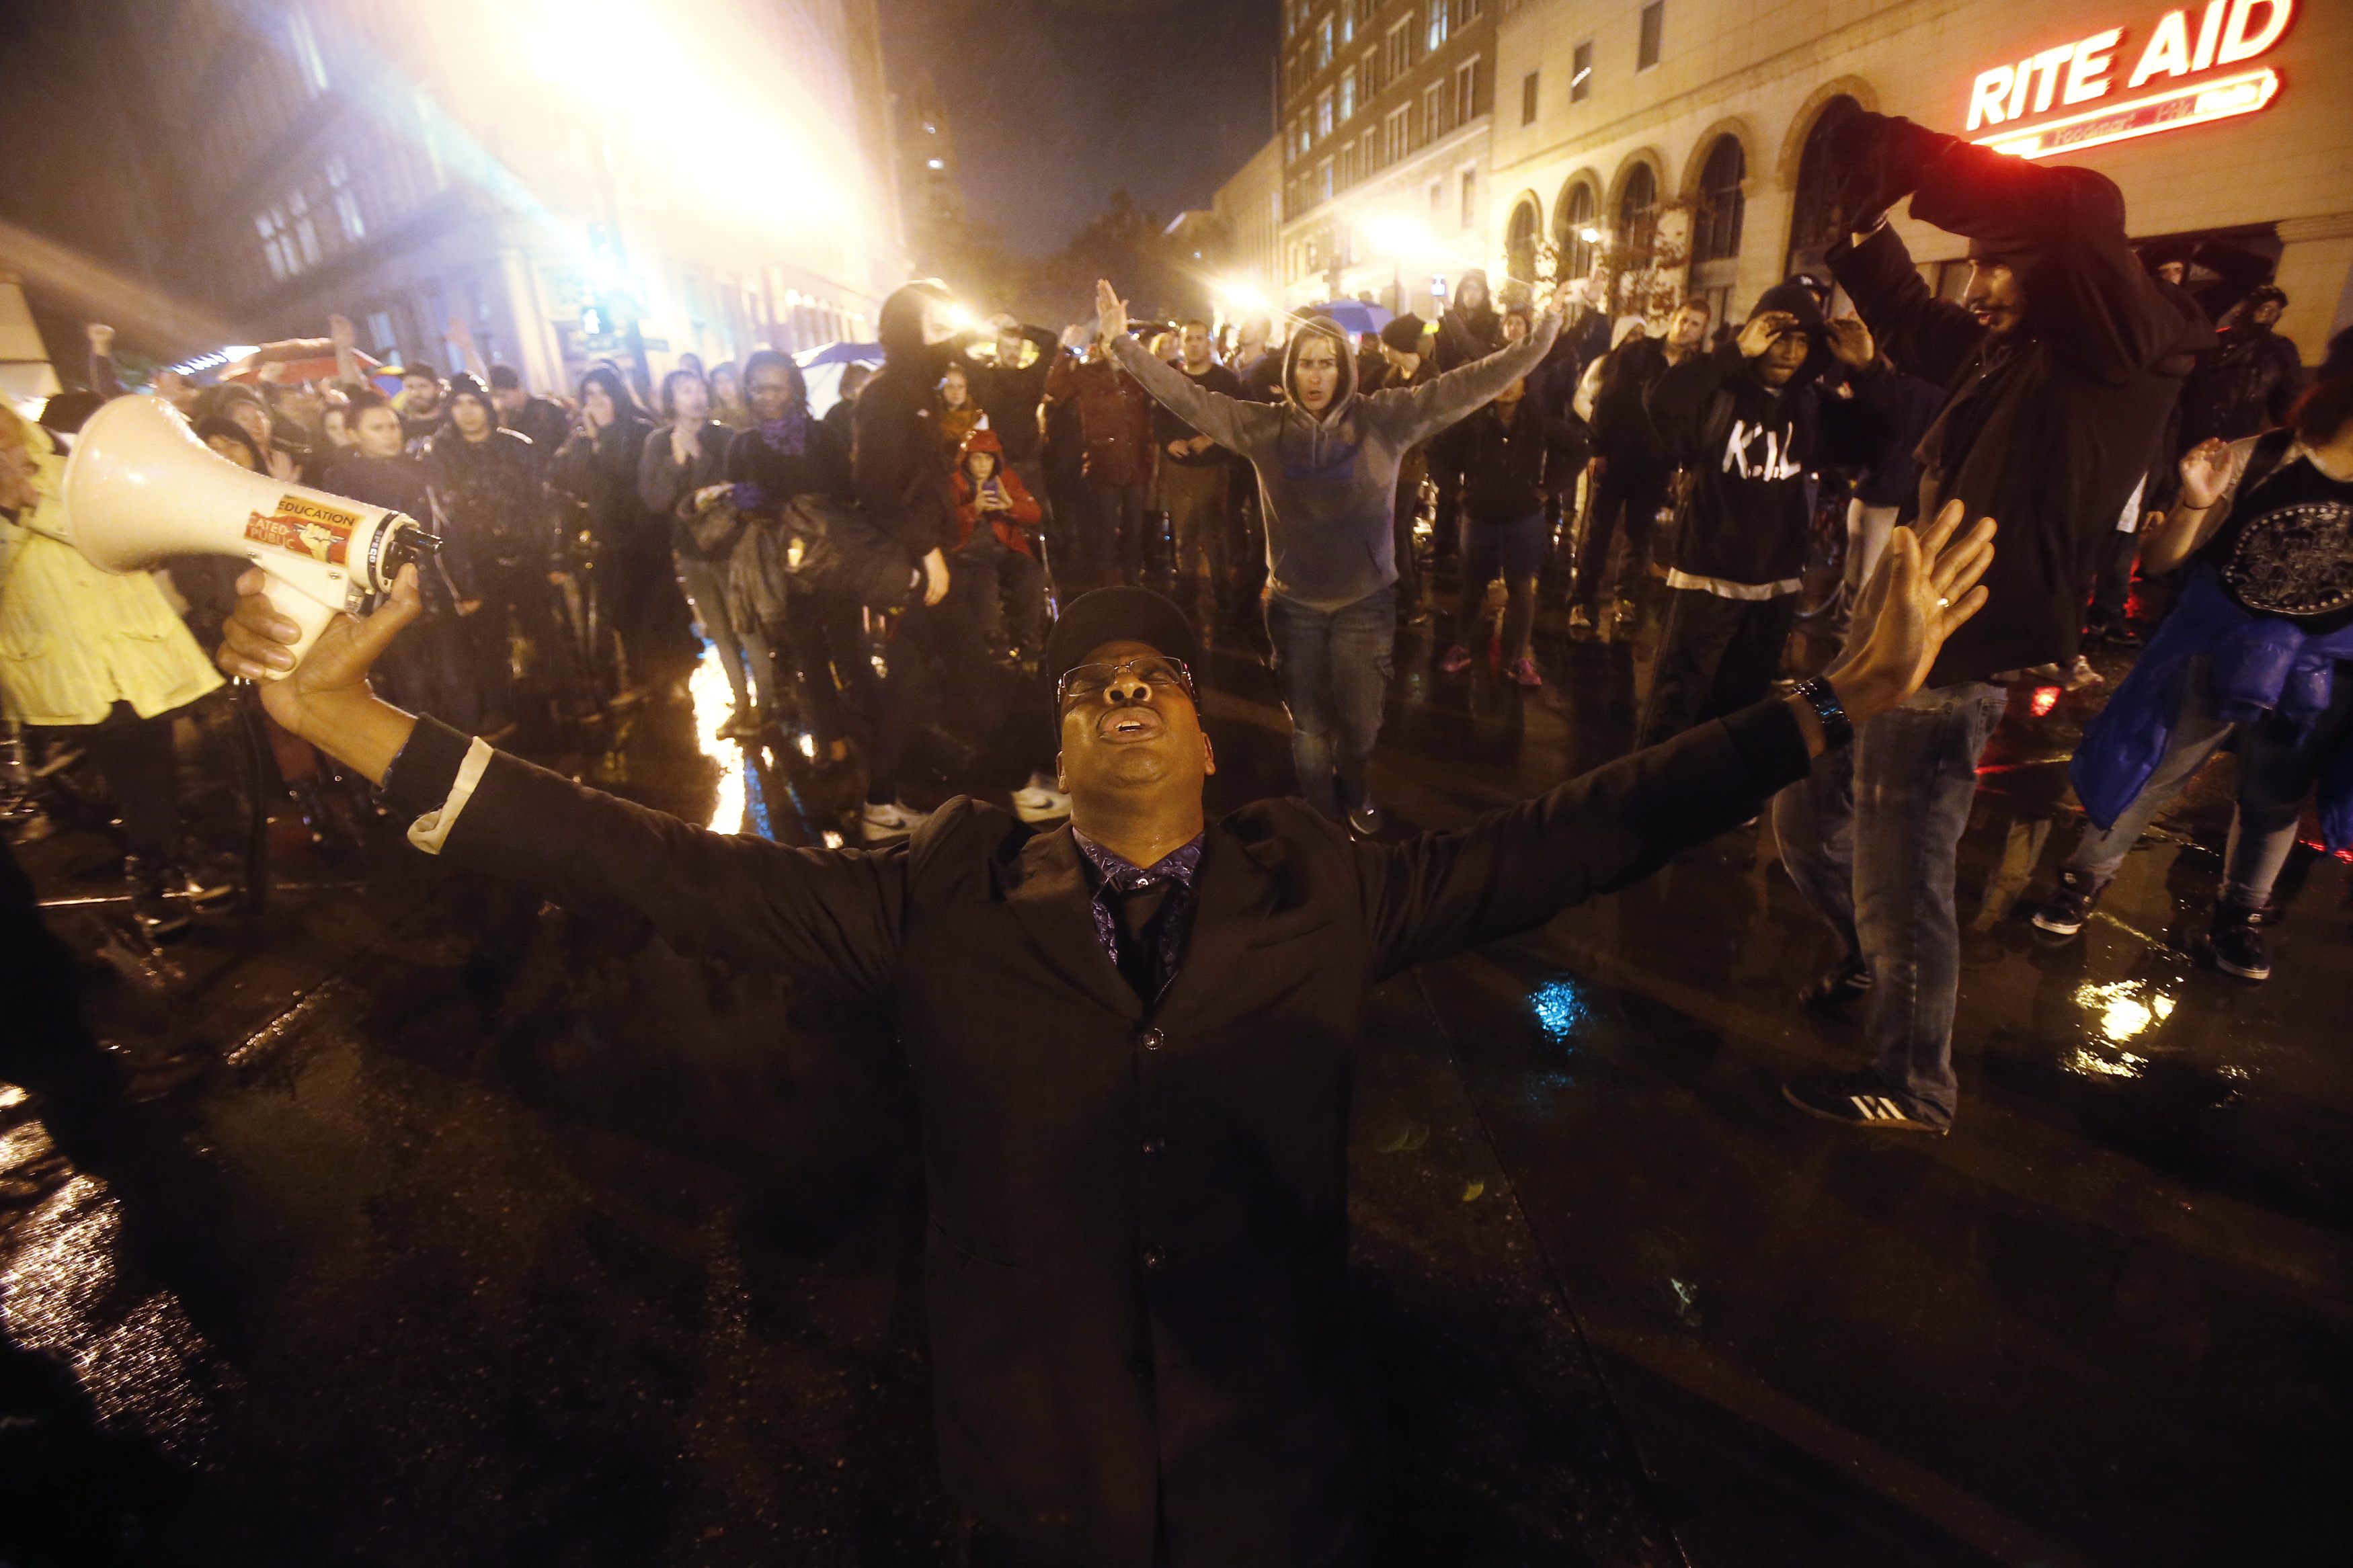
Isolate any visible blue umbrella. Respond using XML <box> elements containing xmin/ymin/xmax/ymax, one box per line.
<box><xmin>1299</xmin><ymin>300</ymin><xmax>1394</xmax><ymax>336</ymax></box>
<box><xmin>795</xmin><ymin>341</ymin><xmax>884</xmax><ymax>368</ymax></box>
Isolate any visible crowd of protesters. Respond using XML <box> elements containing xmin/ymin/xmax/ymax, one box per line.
<box><xmin>5</xmin><ymin>98</ymin><xmax>2352</xmax><ymax>1568</ymax></box>
<box><xmin>4</xmin><ymin>108</ymin><xmax>2348</xmax><ymax>1123</ymax></box>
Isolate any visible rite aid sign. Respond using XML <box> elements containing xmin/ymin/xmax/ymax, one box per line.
<box><xmin>1965</xmin><ymin>0</ymin><xmax>2293</xmax><ymax>159</ymax></box>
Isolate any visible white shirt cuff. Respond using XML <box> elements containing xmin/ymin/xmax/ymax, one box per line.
<box><xmin>405</xmin><ymin>736</ymin><xmax>494</xmax><ymax>856</ymax></box>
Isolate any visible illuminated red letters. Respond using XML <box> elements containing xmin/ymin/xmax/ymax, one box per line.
<box><xmin>1967</xmin><ymin>0</ymin><xmax>2294</xmax><ymax>132</ymax></box>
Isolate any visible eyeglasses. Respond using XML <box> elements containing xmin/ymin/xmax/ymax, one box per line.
<box><xmin>1055</xmin><ymin>655</ymin><xmax>1195</xmax><ymax>712</ymax></box>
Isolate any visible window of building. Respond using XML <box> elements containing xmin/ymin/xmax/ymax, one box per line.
<box><xmin>325</xmin><ymin>155</ymin><xmax>364</xmax><ymax>243</ymax></box>
<box><xmin>1506</xmin><ymin>198</ymin><xmax>1540</xmax><ymax>284</ymax></box>
<box><xmin>1318</xmin><ymin>15</ymin><xmax>1333</xmax><ymax>68</ymax></box>
<box><xmin>1559</xmin><ymin>181</ymin><xmax>1598</xmax><ymax>280</ymax></box>
<box><xmin>255</xmin><ymin>207</ymin><xmax>293</xmax><ymax>280</ymax></box>
<box><xmin>1428</xmin><ymin>2</ymin><xmax>1450</xmax><ymax>52</ymax></box>
<box><xmin>1339</xmin><ymin>72</ymin><xmax>1355</xmax><ymax>122</ymax></box>
<box><xmin>1455</xmin><ymin>58</ymin><xmax>1478</xmax><ymax>120</ymax></box>
<box><xmin>1521</xmin><ymin>71</ymin><xmax>1540</xmax><ymax>126</ymax></box>
<box><xmin>287</xmin><ymin>5</ymin><xmax>329</xmax><ymax>93</ymax></box>
<box><xmin>1317</xmin><ymin>89</ymin><xmax>1334</xmax><ymax>139</ymax></box>
<box><xmin>1341</xmin><ymin>6</ymin><xmax>1353</xmax><ymax>46</ymax></box>
<box><xmin>1386</xmin><ymin>18</ymin><xmax>1412</xmax><ymax>78</ymax></box>
<box><xmin>1571</xmin><ymin>39</ymin><xmax>1593</xmax><ymax>101</ymax></box>
<box><xmin>1320</xmin><ymin>160</ymin><xmax>1333</xmax><ymax>204</ymax></box>
<box><xmin>1429</xmin><ymin>179</ymin><xmax>1444</xmax><ymax>216</ymax></box>
<box><xmin>365</xmin><ymin>310</ymin><xmax>395</xmax><ymax>356</ymax></box>
<box><xmin>1385</xmin><ymin>105</ymin><xmax>1409</xmax><ymax>165</ymax></box>
<box><xmin>1424</xmin><ymin>81</ymin><xmax>1445</xmax><ymax>140</ymax></box>
<box><xmin>1617</xmin><ymin>162</ymin><xmax>1658</xmax><ymax>267</ymax></box>
<box><xmin>1638</xmin><ymin>3</ymin><xmax>1664</xmax><ymax>71</ymax></box>
<box><xmin>1691</xmin><ymin>135</ymin><xmax>1745</xmax><ymax>262</ymax></box>
<box><xmin>1460</xmin><ymin>167</ymin><xmax>1477</xmax><ymax>229</ymax></box>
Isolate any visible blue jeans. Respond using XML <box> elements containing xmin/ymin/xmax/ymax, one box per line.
<box><xmin>1773</xmin><ymin>680</ymin><xmax>2010</xmax><ymax>1126</ymax></box>
<box><xmin>2068</xmin><ymin>656</ymin><xmax>2353</xmax><ymax>909</ymax></box>
<box><xmin>1263</xmin><ymin>587</ymin><xmax>1396</xmax><ymax>819</ymax></box>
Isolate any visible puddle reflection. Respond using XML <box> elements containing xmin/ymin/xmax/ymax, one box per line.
<box><xmin>1532</xmin><ymin>979</ymin><xmax>1590</xmax><ymax>1045</ymax></box>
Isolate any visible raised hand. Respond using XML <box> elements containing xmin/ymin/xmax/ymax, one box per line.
<box><xmin>1738</xmin><ymin>311</ymin><xmax>1798</xmax><ymax>359</ymax></box>
<box><xmin>1825</xmin><ymin>498</ymin><xmax>1995</xmax><ymax>724</ymax></box>
<box><xmin>1824</xmin><ymin>316</ymin><xmax>1875</xmax><ymax>369</ymax></box>
<box><xmin>1094</xmin><ymin>280</ymin><xmax>1128</xmax><ymax>343</ymax></box>
<box><xmin>2178</xmin><ymin>438</ymin><xmax>2235</xmax><ymax>510</ymax></box>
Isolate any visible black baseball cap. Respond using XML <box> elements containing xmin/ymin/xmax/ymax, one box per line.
<box><xmin>1043</xmin><ymin>587</ymin><xmax>1201</xmax><ymax>684</ymax></box>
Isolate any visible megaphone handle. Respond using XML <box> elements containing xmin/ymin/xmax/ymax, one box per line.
<box><xmin>253</xmin><ymin>570</ymin><xmax>346</xmax><ymax>681</ymax></box>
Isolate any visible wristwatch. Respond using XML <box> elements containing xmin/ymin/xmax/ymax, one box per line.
<box><xmin>1793</xmin><ymin>675</ymin><xmax>1854</xmax><ymax>751</ymax></box>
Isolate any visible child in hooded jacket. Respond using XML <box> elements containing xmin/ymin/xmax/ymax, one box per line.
<box><xmin>950</xmin><ymin>427</ymin><xmax>1046</xmax><ymax>658</ymax></box>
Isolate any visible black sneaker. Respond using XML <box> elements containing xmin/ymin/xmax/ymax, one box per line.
<box><xmin>1782</xmin><ymin>1071</ymin><xmax>1948</xmax><ymax>1134</ymax></box>
<box><xmin>2030</xmin><ymin>867</ymin><xmax>2108</xmax><ymax>938</ymax></box>
<box><xmin>1798</xmin><ymin>954</ymin><xmax>1873</xmax><ymax>1009</ymax></box>
<box><xmin>2208</xmin><ymin>903</ymin><xmax>2271</xmax><ymax>982</ymax></box>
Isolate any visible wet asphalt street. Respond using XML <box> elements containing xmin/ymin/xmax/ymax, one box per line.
<box><xmin>3</xmin><ymin>576</ymin><xmax>2349</xmax><ymax>1566</ymax></box>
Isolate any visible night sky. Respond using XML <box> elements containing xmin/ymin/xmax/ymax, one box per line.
<box><xmin>878</xmin><ymin>0</ymin><xmax>1280</xmax><ymax>255</ymax></box>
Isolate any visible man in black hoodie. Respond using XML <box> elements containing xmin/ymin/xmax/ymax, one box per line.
<box><xmin>1772</xmin><ymin>110</ymin><xmax>2208</xmax><ymax>1134</ymax></box>
<box><xmin>855</xmin><ymin>282</ymin><xmax>1063</xmax><ymax>839</ymax></box>
<box><xmin>1639</xmin><ymin>288</ymin><xmax>1891</xmax><ymax>747</ymax></box>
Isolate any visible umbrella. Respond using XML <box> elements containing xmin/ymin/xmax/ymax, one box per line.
<box><xmin>1299</xmin><ymin>300</ymin><xmax>1394</xmax><ymax>336</ymax></box>
<box><xmin>795</xmin><ymin>341</ymin><xmax>883</xmax><ymax>369</ymax></box>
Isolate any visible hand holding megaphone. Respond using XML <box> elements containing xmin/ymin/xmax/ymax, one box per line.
<box><xmin>218</xmin><ymin>563</ymin><xmax>423</xmax><ymax>734</ymax></box>
<box><xmin>60</xmin><ymin>395</ymin><xmax>438</xmax><ymax>677</ymax></box>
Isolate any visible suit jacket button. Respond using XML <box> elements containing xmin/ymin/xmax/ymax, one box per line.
<box><xmin>1138</xmin><ymin>1028</ymin><xmax>1164</xmax><ymax>1051</ymax></box>
<box><xmin>1142</xmin><ymin>1247</ymin><xmax>1165</xmax><ymax>1270</ymax></box>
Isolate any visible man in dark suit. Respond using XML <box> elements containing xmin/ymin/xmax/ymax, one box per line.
<box><xmin>214</xmin><ymin>500</ymin><xmax>1993</xmax><ymax>1564</ymax></box>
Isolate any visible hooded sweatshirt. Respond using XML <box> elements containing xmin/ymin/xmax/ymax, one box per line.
<box><xmin>1434</xmin><ymin>269</ymin><xmax>1503</xmax><ymax>372</ymax></box>
<box><xmin>1646</xmin><ymin>284</ymin><xmax>1895</xmax><ymax>591</ymax></box>
<box><xmin>1109</xmin><ymin>311</ymin><xmax>1562</xmax><ymax>610</ymax></box>
<box><xmin>856</xmin><ymin>282</ymin><xmax>965</xmax><ymax>563</ymax></box>
<box><xmin>1828</xmin><ymin>118</ymin><xmax>2211</xmax><ymax>684</ymax></box>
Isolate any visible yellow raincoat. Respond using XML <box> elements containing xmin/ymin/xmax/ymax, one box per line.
<box><xmin>0</xmin><ymin>415</ymin><xmax>223</xmax><ymax>727</ymax></box>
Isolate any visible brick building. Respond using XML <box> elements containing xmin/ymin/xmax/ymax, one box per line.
<box><xmin>9</xmin><ymin>0</ymin><xmax>907</xmax><ymax>395</ymax></box>
<box><xmin>1277</xmin><ymin>0</ymin><xmax>1500</xmax><ymax>320</ymax></box>
<box><xmin>1487</xmin><ymin>0</ymin><xmax>2348</xmax><ymax>356</ymax></box>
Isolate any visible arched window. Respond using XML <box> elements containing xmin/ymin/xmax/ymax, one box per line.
<box><xmin>1558</xmin><ymin>183</ymin><xmax>1598</xmax><ymax>282</ymax></box>
<box><xmin>1617</xmin><ymin>162</ymin><xmax>1657</xmax><ymax>270</ymax></box>
<box><xmin>1506</xmin><ymin>200</ymin><xmax>1540</xmax><ymax>286</ymax></box>
<box><xmin>1786</xmin><ymin>95</ymin><xmax>1858</xmax><ymax>280</ymax></box>
<box><xmin>1692</xmin><ymin>136</ymin><xmax>1745</xmax><ymax>263</ymax></box>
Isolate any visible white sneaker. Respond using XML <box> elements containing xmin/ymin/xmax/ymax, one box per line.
<box><xmin>860</xmin><ymin>799</ymin><xmax>931</xmax><ymax>842</ymax></box>
<box><xmin>1011</xmin><ymin>774</ymin><xmax>1072</xmax><ymax>824</ymax></box>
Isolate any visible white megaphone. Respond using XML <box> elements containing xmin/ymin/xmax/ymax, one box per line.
<box><xmin>59</xmin><ymin>394</ymin><xmax>436</xmax><ymax>677</ymax></box>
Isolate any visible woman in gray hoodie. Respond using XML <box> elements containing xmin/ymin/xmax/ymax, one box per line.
<box><xmin>1096</xmin><ymin>278</ymin><xmax>1570</xmax><ymax>830</ymax></box>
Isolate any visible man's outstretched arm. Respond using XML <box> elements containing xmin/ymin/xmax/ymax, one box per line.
<box><xmin>1357</xmin><ymin>501</ymin><xmax>1998</xmax><ymax>977</ymax></box>
<box><xmin>1388</xmin><ymin>300</ymin><xmax>1562</xmax><ymax>446</ymax></box>
<box><xmin>217</xmin><ymin>571</ymin><xmax>906</xmax><ymax>993</ymax></box>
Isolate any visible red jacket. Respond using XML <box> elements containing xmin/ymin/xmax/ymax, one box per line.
<box><xmin>950</xmin><ymin>429</ymin><xmax>1041</xmax><ymax>555</ymax></box>
<box><xmin>1045</xmin><ymin>352</ymin><xmax>1158</xmax><ymax>488</ymax></box>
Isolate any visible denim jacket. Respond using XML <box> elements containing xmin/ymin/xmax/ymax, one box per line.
<box><xmin>2072</xmin><ymin>570</ymin><xmax>2353</xmax><ymax>849</ymax></box>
